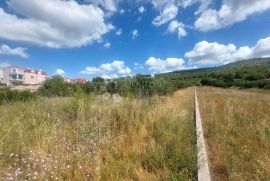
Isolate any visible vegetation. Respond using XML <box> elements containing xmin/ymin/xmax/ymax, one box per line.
<box><xmin>0</xmin><ymin>89</ymin><xmax>197</xmax><ymax>180</ymax></box>
<box><xmin>38</xmin><ymin>75</ymin><xmax>174</xmax><ymax>98</ymax></box>
<box><xmin>197</xmin><ymin>87</ymin><xmax>270</xmax><ymax>180</ymax></box>
<box><xmin>157</xmin><ymin>57</ymin><xmax>270</xmax><ymax>90</ymax></box>
<box><xmin>1</xmin><ymin>58</ymin><xmax>270</xmax><ymax>180</ymax></box>
<box><xmin>0</xmin><ymin>88</ymin><xmax>36</xmax><ymax>104</ymax></box>
<box><xmin>38</xmin><ymin>76</ymin><xmax>76</xmax><ymax>97</ymax></box>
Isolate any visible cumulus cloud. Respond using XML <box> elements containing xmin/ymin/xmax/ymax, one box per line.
<box><xmin>80</xmin><ymin>60</ymin><xmax>132</xmax><ymax>78</ymax></box>
<box><xmin>55</xmin><ymin>69</ymin><xmax>65</xmax><ymax>76</ymax></box>
<box><xmin>251</xmin><ymin>37</ymin><xmax>270</xmax><ymax>58</ymax></box>
<box><xmin>167</xmin><ymin>20</ymin><xmax>187</xmax><ymax>39</ymax></box>
<box><xmin>150</xmin><ymin>0</ymin><xmax>210</xmax><ymax>26</ymax></box>
<box><xmin>152</xmin><ymin>4</ymin><xmax>178</xmax><ymax>26</ymax></box>
<box><xmin>132</xmin><ymin>29</ymin><xmax>139</xmax><ymax>39</ymax></box>
<box><xmin>0</xmin><ymin>44</ymin><xmax>28</xmax><ymax>58</ymax></box>
<box><xmin>138</xmin><ymin>6</ymin><xmax>145</xmax><ymax>13</ymax></box>
<box><xmin>115</xmin><ymin>29</ymin><xmax>122</xmax><ymax>35</ymax></box>
<box><xmin>104</xmin><ymin>42</ymin><xmax>111</xmax><ymax>48</ymax></box>
<box><xmin>195</xmin><ymin>0</ymin><xmax>270</xmax><ymax>32</ymax></box>
<box><xmin>119</xmin><ymin>9</ymin><xmax>125</xmax><ymax>14</ymax></box>
<box><xmin>102</xmin><ymin>74</ymin><xmax>118</xmax><ymax>79</ymax></box>
<box><xmin>0</xmin><ymin>0</ymin><xmax>113</xmax><ymax>48</ymax></box>
<box><xmin>86</xmin><ymin>0</ymin><xmax>118</xmax><ymax>13</ymax></box>
<box><xmin>185</xmin><ymin>36</ymin><xmax>270</xmax><ymax>65</ymax></box>
<box><xmin>145</xmin><ymin>57</ymin><xmax>188</xmax><ymax>73</ymax></box>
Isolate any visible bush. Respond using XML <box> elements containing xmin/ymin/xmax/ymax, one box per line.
<box><xmin>245</xmin><ymin>74</ymin><xmax>265</xmax><ymax>81</ymax></box>
<box><xmin>264</xmin><ymin>84</ymin><xmax>270</xmax><ymax>90</ymax></box>
<box><xmin>81</xmin><ymin>82</ymin><xmax>95</xmax><ymax>94</ymax></box>
<box><xmin>0</xmin><ymin>88</ymin><xmax>36</xmax><ymax>104</ymax></box>
<box><xmin>243</xmin><ymin>81</ymin><xmax>259</xmax><ymax>88</ymax></box>
<box><xmin>38</xmin><ymin>76</ymin><xmax>73</xmax><ymax>97</ymax></box>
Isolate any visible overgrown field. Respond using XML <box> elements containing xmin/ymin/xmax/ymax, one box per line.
<box><xmin>197</xmin><ymin>87</ymin><xmax>270</xmax><ymax>180</ymax></box>
<box><xmin>0</xmin><ymin>89</ymin><xmax>197</xmax><ymax>180</ymax></box>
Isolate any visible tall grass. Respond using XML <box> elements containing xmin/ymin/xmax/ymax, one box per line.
<box><xmin>197</xmin><ymin>87</ymin><xmax>270</xmax><ymax>180</ymax></box>
<box><xmin>0</xmin><ymin>88</ymin><xmax>197</xmax><ymax>180</ymax></box>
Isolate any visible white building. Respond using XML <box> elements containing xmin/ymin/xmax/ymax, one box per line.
<box><xmin>2</xmin><ymin>66</ymin><xmax>47</xmax><ymax>86</ymax></box>
<box><xmin>0</xmin><ymin>69</ymin><xmax>3</xmax><ymax>84</ymax></box>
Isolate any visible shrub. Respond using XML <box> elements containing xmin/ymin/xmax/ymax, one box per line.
<box><xmin>0</xmin><ymin>88</ymin><xmax>36</xmax><ymax>104</ymax></box>
<box><xmin>81</xmin><ymin>82</ymin><xmax>95</xmax><ymax>94</ymax></box>
<box><xmin>243</xmin><ymin>81</ymin><xmax>259</xmax><ymax>88</ymax></box>
<box><xmin>245</xmin><ymin>74</ymin><xmax>265</xmax><ymax>81</ymax></box>
<box><xmin>263</xmin><ymin>84</ymin><xmax>270</xmax><ymax>90</ymax></box>
<box><xmin>38</xmin><ymin>76</ymin><xmax>72</xmax><ymax>97</ymax></box>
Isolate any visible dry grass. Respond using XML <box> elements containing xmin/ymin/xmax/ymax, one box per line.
<box><xmin>197</xmin><ymin>87</ymin><xmax>270</xmax><ymax>180</ymax></box>
<box><xmin>0</xmin><ymin>88</ymin><xmax>196</xmax><ymax>180</ymax></box>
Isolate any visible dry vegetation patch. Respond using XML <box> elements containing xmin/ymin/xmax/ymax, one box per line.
<box><xmin>197</xmin><ymin>87</ymin><xmax>270</xmax><ymax>180</ymax></box>
<box><xmin>0</xmin><ymin>88</ymin><xmax>197</xmax><ymax>180</ymax></box>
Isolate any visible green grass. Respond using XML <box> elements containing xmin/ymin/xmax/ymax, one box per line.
<box><xmin>0</xmin><ymin>89</ymin><xmax>197</xmax><ymax>180</ymax></box>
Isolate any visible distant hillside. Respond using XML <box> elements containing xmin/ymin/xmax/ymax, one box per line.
<box><xmin>156</xmin><ymin>57</ymin><xmax>270</xmax><ymax>89</ymax></box>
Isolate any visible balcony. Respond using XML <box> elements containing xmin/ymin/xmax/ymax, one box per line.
<box><xmin>9</xmin><ymin>74</ymin><xmax>24</xmax><ymax>82</ymax></box>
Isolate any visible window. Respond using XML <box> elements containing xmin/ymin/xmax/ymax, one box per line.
<box><xmin>11</xmin><ymin>74</ymin><xmax>17</xmax><ymax>80</ymax></box>
<box><xmin>31</xmin><ymin>76</ymin><xmax>34</xmax><ymax>79</ymax></box>
<box><xmin>18</xmin><ymin>74</ymin><xmax>23</xmax><ymax>80</ymax></box>
<box><xmin>12</xmin><ymin>69</ymin><xmax>16</xmax><ymax>73</ymax></box>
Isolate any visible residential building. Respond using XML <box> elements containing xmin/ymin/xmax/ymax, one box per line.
<box><xmin>63</xmin><ymin>77</ymin><xmax>72</xmax><ymax>83</ymax></box>
<box><xmin>73</xmin><ymin>78</ymin><xmax>87</xmax><ymax>84</ymax></box>
<box><xmin>2</xmin><ymin>66</ymin><xmax>47</xmax><ymax>86</ymax></box>
<box><xmin>0</xmin><ymin>69</ymin><xmax>3</xmax><ymax>84</ymax></box>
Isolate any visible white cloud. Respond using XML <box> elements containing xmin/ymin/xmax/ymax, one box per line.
<box><xmin>0</xmin><ymin>0</ymin><xmax>113</xmax><ymax>48</ymax></box>
<box><xmin>0</xmin><ymin>44</ymin><xmax>28</xmax><ymax>58</ymax></box>
<box><xmin>86</xmin><ymin>0</ymin><xmax>117</xmax><ymax>13</ymax></box>
<box><xmin>80</xmin><ymin>60</ymin><xmax>132</xmax><ymax>77</ymax></box>
<box><xmin>150</xmin><ymin>0</ymin><xmax>204</xmax><ymax>26</ymax></box>
<box><xmin>167</xmin><ymin>20</ymin><xmax>187</xmax><ymax>39</ymax></box>
<box><xmin>134</xmin><ymin>62</ymin><xmax>144</xmax><ymax>69</ymax></box>
<box><xmin>138</xmin><ymin>6</ymin><xmax>145</xmax><ymax>13</ymax></box>
<box><xmin>118</xmin><ymin>67</ymin><xmax>131</xmax><ymax>74</ymax></box>
<box><xmin>55</xmin><ymin>69</ymin><xmax>65</xmax><ymax>76</ymax></box>
<box><xmin>116</xmin><ymin>29</ymin><xmax>122</xmax><ymax>35</ymax></box>
<box><xmin>194</xmin><ymin>0</ymin><xmax>212</xmax><ymax>15</ymax></box>
<box><xmin>104</xmin><ymin>42</ymin><xmax>111</xmax><ymax>48</ymax></box>
<box><xmin>0</xmin><ymin>62</ymin><xmax>10</xmax><ymax>79</ymax></box>
<box><xmin>145</xmin><ymin>56</ymin><xmax>187</xmax><ymax>73</ymax></box>
<box><xmin>251</xmin><ymin>37</ymin><xmax>270</xmax><ymax>58</ymax></box>
<box><xmin>132</xmin><ymin>29</ymin><xmax>139</xmax><ymax>39</ymax></box>
<box><xmin>152</xmin><ymin>4</ymin><xmax>178</xmax><ymax>26</ymax></box>
<box><xmin>0</xmin><ymin>62</ymin><xmax>10</xmax><ymax>69</ymax></box>
<box><xmin>120</xmin><ymin>9</ymin><xmax>125</xmax><ymax>14</ymax></box>
<box><xmin>185</xmin><ymin>41</ymin><xmax>237</xmax><ymax>65</ymax></box>
<box><xmin>102</xmin><ymin>74</ymin><xmax>118</xmax><ymax>79</ymax></box>
<box><xmin>195</xmin><ymin>0</ymin><xmax>270</xmax><ymax>32</ymax></box>
<box><xmin>185</xmin><ymin>36</ymin><xmax>270</xmax><ymax>65</ymax></box>
<box><xmin>80</xmin><ymin>67</ymin><xmax>101</xmax><ymax>75</ymax></box>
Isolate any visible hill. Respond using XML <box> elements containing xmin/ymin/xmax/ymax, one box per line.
<box><xmin>156</xmin><ymin>57</ymin><xmax>270</xmax><ymax>89</ymax></box>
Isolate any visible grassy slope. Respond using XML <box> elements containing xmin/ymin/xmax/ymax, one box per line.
<box><xmin>0</xmin><ymin>89</ymin><xmax>197</xmax><ymax>180</ymax></box>
<box><xmin>197</xmin><ymin>87</ymin><xmax>270</xmax><ymax>180</ymax></box>
<box><xmin>157</xmin><ymin>57</ymin><xmax>270</xmax><ymax>79</ymax></box>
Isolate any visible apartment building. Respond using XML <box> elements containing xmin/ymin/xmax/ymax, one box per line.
<box><xmin>0</xmin><ymin>69</ymin><xmax>3</xmax><ymax>84</ymax></box>
<box><xmin>63</xmin><ymin>77</ymin><xmax>87</xmax><ymax>84</ymax></box>
<box><xmin>2</xmin><ymin>66</ymin><xmax>47</xmax><ymax>86</ymax></box>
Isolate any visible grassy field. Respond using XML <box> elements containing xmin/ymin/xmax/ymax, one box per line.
<box><xmin>0</xmin><ymin>89</ymin><xmax>197</xmax><ymax>180</ymax></box>
<box><xmin>197</xmin><ymin>87</ymin><xmax>270</xmax><ymax>180</ymax></box>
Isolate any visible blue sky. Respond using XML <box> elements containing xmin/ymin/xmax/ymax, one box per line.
<box><xmin>0</xmin><ymin>0</ymin><xmax>270</xmax><ymax>79</ymax></box>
